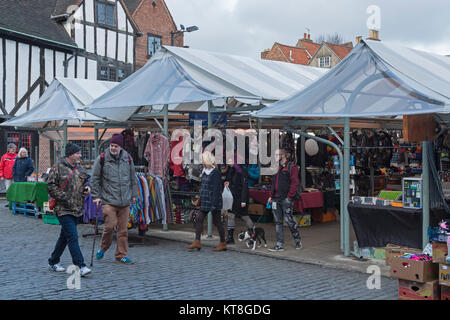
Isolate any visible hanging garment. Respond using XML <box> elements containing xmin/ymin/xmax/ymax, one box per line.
<box><xmin>144</xmin><ymin>132</ymin><xmax>170</xmax><ymax>178</ymax></box>
<box><xmin>169</xmin><ymin>136</ymin><xmax>186</xmax><ymax>177</ymax></box>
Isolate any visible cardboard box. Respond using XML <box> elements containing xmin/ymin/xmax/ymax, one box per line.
<box><xmin>439</xmin><ymin>264</ymin><xmax>450</xmax><ymax>287</ymax></box>
<box><xmin>398</xmin><ymin>279</ymin><xmax>440</xmax><ymax>300</ymax></box>
<box><xmin>311</xmin><ymin>208</ymin><xmax>337</xmax><ymax>223</ymax></box>
<box><xmin>432</xmin><ymin>242</ymin><xmax>448</xmax><ymax>264</ymax></box>
<box><xmin>283</xmin><ymin>214</ymin><xmax>311</xmax><ymax>227</ymax></box>
<box><xmin>390</xmin><ymin>256</ymin><xmax>438</xmax><ymax>282</ymax></box>
<box><xmin>441</xmin><ymin>285</ymin><xmax>450</xmax><ymax>300</ymax></box>
<box><xmin>385</xmin><ymin>244</ymin><xmax>422</xmax><ymax>267</ymax></box>
<box><xmin>248</xmin><ymin>204</ymin><xmax>265</xmax><ymax>216</ymax></box>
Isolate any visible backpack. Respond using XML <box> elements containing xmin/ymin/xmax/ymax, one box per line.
<box><xmin>287</xmin><ymin>162</ymin><xmax>302</xmax><ymax>200</ymax></box>
<box><xmin>99</xmin><ymin>152</ymin><xmax>132</xmax><ymax>183</ymax></box>
<box><xmin>100</xmin><ymin>152</ymin><xmax>132</xmax><ymax>169</ymax></box>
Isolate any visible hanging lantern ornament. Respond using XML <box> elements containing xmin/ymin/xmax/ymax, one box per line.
<box><xmin>305</xmin><ymin>139</ymin><xmax>319</xmax><ymax>156</ymax></box>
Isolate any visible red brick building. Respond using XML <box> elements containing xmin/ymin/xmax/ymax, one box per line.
<box><xmin>125</xmin><ymin>0</ymin><xmax>184</xmax><ymax>70</ymax></box>
<box><xmin>261</xmin><ymin>32</ymin><xmax>353</xmax><ymax>69</ymax></box>
<box><xmin>261</xmin><ymin>33</ymin><xmax>320</xmax><ymax>65</ymax></box>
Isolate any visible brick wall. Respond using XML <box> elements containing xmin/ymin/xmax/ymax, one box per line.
<box><xmin>38</xmin><ymin>135</ymin><xmax>53</xmax><ymax>174</ymax></box>
<box><xmin>133</xmin><ymin>0</ymin><xmax>184</xmax><ymax>70</ymax></box>
<box><xmin>262</xmin><ymin>45</ymin><xmax>288</xmax><ymax>63</ymax></box>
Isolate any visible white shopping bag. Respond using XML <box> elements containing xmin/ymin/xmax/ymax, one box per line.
<box><xmin>222</xmin><ymin>186</ymin><xmax>233</xmax><ymax>211</ymax></box>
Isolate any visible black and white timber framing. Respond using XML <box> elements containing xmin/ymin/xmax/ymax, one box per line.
<box><xmin>0</xmin><ymin>0</ymin><xmax>139</xmax><ymax>119</ymax></box>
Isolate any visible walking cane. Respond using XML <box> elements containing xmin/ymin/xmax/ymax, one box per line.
<box><xmin>90</xmin><ymin>201</ymin><xmax>100</xmax><ymax>267</ymax></box>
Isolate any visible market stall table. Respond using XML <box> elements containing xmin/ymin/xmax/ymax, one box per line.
<box><xmin>348</xmin><ymin>203</ymin><xmax>450</xmax><ymax>249</ymax></box>
<box><xmin>6</xmin><ymin>182</ymin><xmax>49</xmax><ymax>209</ymax></box>
<box><xmin>249</xmin><ymin>189</ymin><xmax>324</xmax><ymax>213</ymax></box>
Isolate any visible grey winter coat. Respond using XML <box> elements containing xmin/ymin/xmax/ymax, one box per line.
<box><xmin>91</xmin><ymin>148</ymin><xmax>138</xmax><ymax>207</ymax></box>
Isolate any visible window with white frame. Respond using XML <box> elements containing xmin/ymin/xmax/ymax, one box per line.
<box><xmin>319</xmin><ymin>56</ymin><xmax>331</xmax><ymax>68</ymax></box>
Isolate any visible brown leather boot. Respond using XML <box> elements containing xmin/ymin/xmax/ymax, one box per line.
<box><xmin>213</xmin><ymin>242</ymin><xmax>227</xmax><ymax>252</ymax></box>
<box><xmin>187</xmin><ymin>240</ymin><xmax>201</xmax><ymax>250</ymax></box>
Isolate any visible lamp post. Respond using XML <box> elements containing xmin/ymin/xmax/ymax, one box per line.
<box><xmin>171</xmin><ymin>25</ymin><xmax>199</xmax><ymax>46</ymax></box>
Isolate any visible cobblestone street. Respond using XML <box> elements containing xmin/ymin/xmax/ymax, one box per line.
<box><xmin>0</xmin><ymin>201</ymin><xmax>398</xmax><ymax>300</ymax></box>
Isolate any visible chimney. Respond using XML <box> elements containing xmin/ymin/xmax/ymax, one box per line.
<box><xmin>308</xmin><ymin>33</ymin><xmax>310</xmax><ymax>40</ymax></box>
<box><xmin>304</xmin><ymin>33</ymin><xmax>307</xmax><ymax>39</ymax></box>
<box><xmin>367</xmin><ymin>29</ymin><xmax>380</xmax><ymax>41</ymax></box>
<box><xmin>261</xmin><ymin>48</ymin><xmax>270</xmax><ymax>60</ymax></box>
<box><xmin>356</xmin><ymin>36</ymin><xmax>362</xmax><ymax>43</ymax></box>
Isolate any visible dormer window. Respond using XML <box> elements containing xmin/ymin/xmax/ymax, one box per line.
<box><xmin>96</xmin><ymin>0</ymin><xmax>116</xmax><ymax>28</ymax></box>
<box><xmin>319</xmin><ymin>56</ymin><xmax>331</xmax><ymax>68</ymax></box>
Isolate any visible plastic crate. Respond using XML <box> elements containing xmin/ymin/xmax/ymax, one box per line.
<box><xmin>12</xmin><ymin>202</ymin><xmax>39</xmax><ymax>218</ymax></box>
<box><xmin>43</xmin><ymin>214</ymin><xmax>60</xmax><ymax>225</ymax></box>
<box><xmin>250</xmin><ymin>213</ymin><xmax>273</xmax><ymax>223</ymax></box>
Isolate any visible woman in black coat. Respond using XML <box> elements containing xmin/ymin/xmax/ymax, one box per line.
<box><xmin>224</xmin><ymin>161</ymin><xmax>256</xmax><ymax>244</ymax></box>
<box><xmin>13</xmin><ymin>148</ymin><xmax>34</xmax><ymax>182</ymax></box>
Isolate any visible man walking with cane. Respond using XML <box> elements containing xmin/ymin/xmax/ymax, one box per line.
<box><xmin>47</xmin><ymin>143</ymin><xmax>91</xmax><ymax>276</ymax></box>
<box><xmin>91</xmin><ymin>134</ymin><xmax>137</xmax><ymax>264</ymax></box>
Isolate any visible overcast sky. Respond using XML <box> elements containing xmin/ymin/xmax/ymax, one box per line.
<box><xmin>165</xmin><ymin>0</ymin><xmax>450</xmax><ymax>59</ymax></box>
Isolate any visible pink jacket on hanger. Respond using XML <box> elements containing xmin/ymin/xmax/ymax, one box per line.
<box><xmin>144</xmin><ymin>133</ymin><xmax>170</xmax><ymax>178</ymax></box>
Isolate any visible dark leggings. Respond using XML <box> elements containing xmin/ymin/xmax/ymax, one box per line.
<box><xmin>195</xmin><ymin>210</ymin><xmax>225</xmax><ymax>242</ymax></box>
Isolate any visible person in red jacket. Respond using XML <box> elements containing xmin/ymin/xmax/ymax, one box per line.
<box><xmin>0</xmin><ymin>143</ymin><xmax>18</xmax><ymax>193</ymax></box>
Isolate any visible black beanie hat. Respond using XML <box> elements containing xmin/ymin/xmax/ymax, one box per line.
<box><xmin>65</xmin><ymin>143</ymin><xmax>81</xmax><ymax>157</ymax></box>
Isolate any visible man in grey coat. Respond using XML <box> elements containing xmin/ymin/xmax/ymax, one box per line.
<box><xmin>91</xmin><ymin>134</ymin><xmax>138</xmax><ymax>264</ymax></box>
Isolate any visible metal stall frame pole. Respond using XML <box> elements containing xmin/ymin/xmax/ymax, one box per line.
<box><xmin>207</xmin><ymin>100</ymin><xmax>213</xmax><ymax>238</ymax></box>
<box><xmin>301</xmin><ymin>127</ymin><xmax>306</xmax><ymax>189</ymax></box>
<box><xmin>257</xmin><ymin>118</ymin><xmax>263</xmax><ymax>185</ymax></box>
<box><xmin>62</xmin><ymin>120</ymin><xmax>68</xmax><ymax>157</ymax></box>
<box><xmin>343</xmin><ymin>117</ymin><xmax>350</xmax><ymax>257</ymax></box>
<box><xmin>286</xmin><ymin>126</ymin><xmax>346</xmax><ymax>254</ymax></box>
<box><xmin>163</xmin><ymin>104</ymin><xmax>169</xmax><ymax>232</ymax></box>
<box><xmin>422</xmin><ymin>140</ymin><xmax>430</xmax><ymax>249</ymax></box>
<box><xmin>94</xmin><ymin>125</ymin><xmax>99</xmax><ymax>159</ymax></box>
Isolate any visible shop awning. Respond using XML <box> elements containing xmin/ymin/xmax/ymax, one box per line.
<box><xmin>0</xmin><ymin>77</ymin><xmax>118</xmax><ymax>128</ymax></box>
<box><xmin>85</xmin><ymin>46</ymin><xmax>328</xmax><ymax>122</ymax></box>
<box><xmin>256</xmin><ymin>40</ymin><xmax>450</xmax><ymax>118</ymax></box>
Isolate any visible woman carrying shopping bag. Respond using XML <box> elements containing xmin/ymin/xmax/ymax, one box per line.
<box><xmin>187</xmin><ymin>151</ymin><xmax>227</xmax><ymax>252</ymax></box>
<box><xmin>224</xmin><ymin>154</ymin><xmax>256</xmax><ymax>244</ymax></box>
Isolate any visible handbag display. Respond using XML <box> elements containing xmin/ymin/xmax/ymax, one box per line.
<box><xmin>48</xmin><ymin>166</ymin><xmax>77</xmax><ymax>211</ymax></box>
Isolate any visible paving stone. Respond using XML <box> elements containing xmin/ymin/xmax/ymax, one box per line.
<box><xmin>0</xmin><ymin>200</ymin><xmax>398</xmax><ymax>300</ymax></box>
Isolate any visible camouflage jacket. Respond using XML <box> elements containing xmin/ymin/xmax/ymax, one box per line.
<box><xmin>47</xmin><ymin>158</ymin><xmax>90</xmax><ymax>217</ymax></box>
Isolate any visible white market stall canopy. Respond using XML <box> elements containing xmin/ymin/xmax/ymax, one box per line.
<box><xmin>256</xmin><ymin>40</ymin><xmax>450</xmax><ymax>119</ymax></box>
<box><xmin>0</xmin><ymin>77</ymin><xmax>118</xmax><ymax>128</ymax></box>
<box><xmin>85</xmin><ymin>46</ymin><xmax>328</xmax><ymax>122</ymax></box>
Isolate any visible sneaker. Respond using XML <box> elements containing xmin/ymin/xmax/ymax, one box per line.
<box><xmin>96</xmin><ymin>249</ymin><xmax>105</xmax><ymax>260</ymax></box>
<box><xmin>268</xmin><ymin>245</ymin><xmax>285</xmax><ymax>252</ymax></box>
<box><xmin>296</xmin><ymin>242</ymin><xmax>303</xmax><ymax>250</ymax></box>
<box><xmin>114</xmin><ymin>257</ymin><xmax>134</xmax><ymax>264</ymax></box>
<box><xmin>49</xmin><ymin>263</ymin><xmax>65</xmax><ymax>272</ymax></box>
<box><xmin>79</xmin><ymin>266</ymin><xmax>91</xmax><ymax>277</ymax></box>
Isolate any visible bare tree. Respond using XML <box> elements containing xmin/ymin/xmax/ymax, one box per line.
<box><xmin>315</xmin><ymin>33</ymin><xmax>345</xmax><ymax>45</ymax></box>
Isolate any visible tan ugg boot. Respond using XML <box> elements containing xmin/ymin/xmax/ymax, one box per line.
<box><xmin>187</xmin><ymin>240</ymin><xmax>201</xmax><ymax>251</ymax></box>
<box><xmin>213</xmin><ymin>242</ymin><xmax>227</xmax><ymax>252</ymax></box>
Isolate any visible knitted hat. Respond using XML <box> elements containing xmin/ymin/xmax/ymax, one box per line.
<box><xmin>65</xmin><ymin>143</ymin><xmax>81</xmax><ymax>157</ymax></box>
<box><xmin>110</xmin><ymin>134</ymin><xmax>124</xmax><ymax>148</ymax></box>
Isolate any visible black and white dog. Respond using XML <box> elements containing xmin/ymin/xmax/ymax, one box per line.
<box><xmin>237</xmin><ymin>228</ymin><xmax>267</xmax><ymax>250</ymax></box>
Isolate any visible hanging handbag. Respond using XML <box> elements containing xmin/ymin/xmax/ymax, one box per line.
<box><xmin>49</xmin><ymin>166</ymin><xmax>77</xmax><ymax>211</ymax></box>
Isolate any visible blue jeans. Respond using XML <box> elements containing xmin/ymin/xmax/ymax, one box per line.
<box><xmin>48</xmin><ymin>215</ymin><xmax>86</xmax><ymax>268</ymax></box>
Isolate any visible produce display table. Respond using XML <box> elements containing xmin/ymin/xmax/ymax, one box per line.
<box><xmin>348</xmin><ymin>203</ymin><xmax>450</xmax><ymax>249</ymax></box>
<box><xmin>249</xmin><ymin>189</ymin><xmax>324</xmax><ymax>213</ymax></box>
<box><xmin>6</xmin><ymin>182</ymin><xmax>49</xmax><ymax>209</ymax></box>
